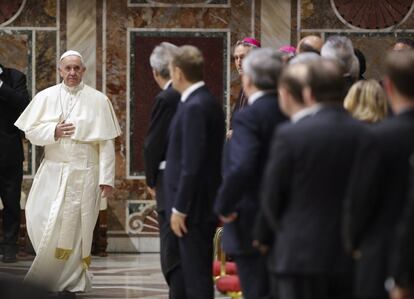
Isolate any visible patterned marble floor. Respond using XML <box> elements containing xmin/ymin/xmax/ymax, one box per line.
<box><xmin>0</xmin><ymin>254</ymin><xmax>233</xmax><ymax>299</ymax></box>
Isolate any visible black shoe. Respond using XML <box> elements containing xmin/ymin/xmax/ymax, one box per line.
<box><xmin>2</xmin><ymin>246</ymin><xmax>17</xmax><ymax>263</ymax></box>
<box><xmin>2</xmin><ymin>253</ymin><xmax>17</xmax><ymax>263</ymax></box>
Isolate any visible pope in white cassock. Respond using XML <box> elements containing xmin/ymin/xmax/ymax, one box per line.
<box><xmin>14</xmin><ymin>50</ymin><xmax>121</xmax><ymax>294</ymax></box>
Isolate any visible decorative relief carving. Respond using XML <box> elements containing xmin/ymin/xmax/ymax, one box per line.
<box><xmin>332</xmin><ymin>0</ymin><xmax>414</xmax><ymax>29</ymax></box>
<box><xmin>127</xmin><ymin>200</ymin><xmax>159</xmax><ymax>235</ymax></box>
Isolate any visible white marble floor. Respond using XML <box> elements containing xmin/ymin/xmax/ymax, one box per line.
<box><xmin>0</xmin><ymin>254</ymin><xmax>233</xmax><ymax>299</ymax></box>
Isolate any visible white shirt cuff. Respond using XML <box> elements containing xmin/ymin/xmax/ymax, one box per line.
<box><xmin>172</xmin><ymin>208</ymin><xmax>187</xmax><ymax>217</ymax></box>
<box><xmin>0</xmin><ymin>79</ymin><xmax>3</xmax><ymax>88</ymax></box>
<box><xmin>159</xmin><ymin>161</ymin><xmax>166</xmax><ymax>170</ymax></box>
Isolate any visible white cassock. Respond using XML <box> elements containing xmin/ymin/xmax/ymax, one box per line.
<box><xmin>15</xmin><ymin>82</ymin><xmax>121</xmax><ymax>292</ymax></box>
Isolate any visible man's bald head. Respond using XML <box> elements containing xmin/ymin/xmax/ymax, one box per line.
<box><xmin>297</xmin><ymin>35</ymin><xmax>323</xmax><ymax>54</ymax></box>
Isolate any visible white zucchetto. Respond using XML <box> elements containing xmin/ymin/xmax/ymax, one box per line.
<box><xmin>60</xmin><ymin>50</ymin><xmax>84</xmax><ymax>63</ymax></box>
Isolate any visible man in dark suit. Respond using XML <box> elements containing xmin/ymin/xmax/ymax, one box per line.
<box><xmin>346</xmin><ymin>50</ymin><xmax>414</xmax><ymax>299</ymax></box>
<box><xmin>387</xmin><ymin>153</ymin><xmax>414</xmax><ymax>299</ymax></box>
<box><xmin>253</xmin><ymin>61</ymin><xmax>322</xmax><ymax>272</ymax></box>
<box><xmin>214</xmin><ymin>48</ymin><xmax>286</xmax><ymax>299</ymax></box>
<box><xmin>164</xmin><ymin>45</ymin><xmax>225</xmax><ymax>299</ymax></box>
<box><xmin>0</xmin><ymin>65</ymin><xmax>29</xmax><ymax>263</ymax></box>
<box><xmin>260</xmin><ymin>59</ymin><xmax>367</xmax><ymax>299</ymax></box>
<box><xmin>143</xmin><ymin>42</ymin><xmax>184</xmax><ymax>299</ymax></box>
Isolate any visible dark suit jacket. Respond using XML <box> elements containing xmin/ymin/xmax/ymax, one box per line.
<box><xmin>144</xmin><ymin>85</ymin><xmax>180</xmax><ymax>210</ymax></box>
<box><xmin>164</xmin><ymin>85</ymin><xmax>225</xmax><ymax>224</ymax></box>
<box><xmin>390</xmin><ymin>154</ymin><xmax>414</xmax><ymax>289</ymax></box>
<box><xmin>0</xmin><ymin>66</ymin><xmax>30</xmax><ymax>166</ymax></box>
<box><xmin>346</xmin><ymin>108</ymin><xmax>414</xmax><ymax>297</ymax></box>
<box><xmin>261</xmin><ymin>105</ymin><xmax>367</xmax><ymax>275</ymax></box>
<box><xmin>214</xmin><ymin>92</ymin><xmax>287</xmax><ymax>255</ymax></box>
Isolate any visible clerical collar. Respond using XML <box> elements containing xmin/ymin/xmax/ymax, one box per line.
<box><xmin>181</xmin><ymin>81</ymin><xmax>205</xmax><ymax>103</ymax></box>
<box><xmin>163</xmin><ymin>80</ymin><xmax>172</xmax><ymax>90</ymax></box>
<box><xmin>62</xmin><ymin>81</ymin><xmax>84</xmax><ymax>93</ymax></box>
<box><xmin>248</xmin><ymin>90</ymin><xmax>274</xmax><ymax>105</ymax></box>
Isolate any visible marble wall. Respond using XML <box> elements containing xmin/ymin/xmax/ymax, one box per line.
<box><xmin>2</xmin><ymin>0</ymin><xmax>261</xmax><ymax>252</ymax></box>
<box><xmin>106</xmin><ymin>0</ymin><xmax>260</xmax><ymax>252</ymax></box>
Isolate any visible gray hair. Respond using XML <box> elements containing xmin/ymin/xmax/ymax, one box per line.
<box><xmin>149</xmin><ymin>42</ymin><xmax>177</xmax><ymax>79</ymax></box>
<box><xmin>289</xmin><ymin>52</ymin><xmax>321</xmax><ymax>65</ymax></box>
<box><xmin>321</xmin><ymin>35</ymin><xmax>359</xmax><ymax>78</ymax></box>
<box><xmin>242</xmin><ymin>48</ymin><xmax>283</xmax><ymax>90</ymax></box>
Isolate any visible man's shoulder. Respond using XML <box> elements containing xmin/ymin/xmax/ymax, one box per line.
<box><xmin>2</xmin><ymin>67</ymin><xmax>25</xmax><ymax>78</ymax></box>
<box><xmin>157</xmin><ymin>87</ymin><xmax>180</xmax><ymax>105</ymax></box>
<box><xmin>190</xmin><ymin>85</ymin><xmax>214</xmax><ymax>100</ymax></box>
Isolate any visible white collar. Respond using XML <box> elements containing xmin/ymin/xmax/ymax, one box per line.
<box><xmin>62</xmin><ymin>81</ymin><xmax>84</xmax><ymax>94</ymax></box>
<box><xmin>248</xmin><ymin>90</ymin><xmax>274</xmax><ymax>106</ymax></box>
<box><xmin>163</xmin><ymin>79</ymin><xmax>172</xmax><ymax>90</ymax></box>
<box><xmin>181</xmin><ymin>81</ymin><xmax>205</xmax><ymax>103</ymax></box>
<box><xmin>0</xmin><ymin>66</ymin><xmax>3</xmax><ymax>75</ymax></box>
<box><xmin>291</xmin><ymin>104</ymin><xmax>323</xmax><ymax>123</ymax></box>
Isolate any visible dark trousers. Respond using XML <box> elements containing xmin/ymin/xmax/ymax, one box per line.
<box><xmin>233</xmin><ymin>253</ymin><xmax>271</xmax><ymax>299</ymax></box>
<box><xmin>156</xmin><ymin>172</ymin><xmax>186</xmax><ymax>299</ymax></box>
<box><xmin>274</xmin><ymin>273</ymin><xmax>354</xmax><ymax>299</ymax></box>
<box><xmin>0</xmin><ymin>163</ymin><xmax>22</xmax><ymax>252</ymax></box>
<box><xmin>178</xmin><ymin>222</ymin><xmax>216</xmax><ymax>299</ymax></box>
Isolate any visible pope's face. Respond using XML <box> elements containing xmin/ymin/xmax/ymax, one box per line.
<box><xmin>59</xmin><ymin>55</ymin><xmax>86</xmax><ymax>87</ymax></box>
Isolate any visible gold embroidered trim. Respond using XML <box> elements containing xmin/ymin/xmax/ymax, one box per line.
<box><xmin>55</xmin><ymin>248</ymin><xmax>73</xmax><ymax>260</ymax></box>
<box><xmin>82</xmin><ymin>255</ymin><xmax>91</xmax><ymax>269</ymax></box>
<box><xmin>227</xmin><ymin>292</ymin><xmax>242</xmax><ymax>299</ymax></box>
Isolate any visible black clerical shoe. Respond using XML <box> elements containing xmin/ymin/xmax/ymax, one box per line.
<box><xmin>2</xmin><ymin>253</ymin><xmax>17</xmax><ymax>263</ymax></box>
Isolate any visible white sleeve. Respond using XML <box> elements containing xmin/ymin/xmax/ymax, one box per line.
<box><xmin>25</xmin><ymin>121</ymin><xmax>58</xmax><ymax>146</ymax></box>
<box><xmin>99</xmin><ymin>139</ymin><xmax>115</xmax><ymax>187</ymax></box>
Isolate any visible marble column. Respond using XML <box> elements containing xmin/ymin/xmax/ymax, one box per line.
<box><xmin>261</xmin><ymin>0</ymin><xmax>291</xmax><ymax>49</ymax></box>
<box><xmin>66</xmin><ymin>0</ymin><xmax>96</xmax><ymax>87</ymax></box>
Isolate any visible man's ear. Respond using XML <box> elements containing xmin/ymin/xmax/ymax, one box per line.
<box><xmin>302</xmin><ymin>86</ymin><xmax>315</xmax><ymax>107</ymax></box>
<box><xmin>176</xmin><ymin>67</ymin><xmax>185</xmax><ymax>82</ymax></box>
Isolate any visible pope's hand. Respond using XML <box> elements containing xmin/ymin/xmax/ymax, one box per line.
<box><xmin>100</xmin><ymin>185</ymin><xmax>113</xmax><ymax>198</ymax></box>
<box><xmin>170</xmin><ymin>213</ymin><xmax>188</xmax><ymax>237</ymax></box>
<box><xmin>55</xmin><ymin>121</ymin><xmax>76</xmax><ymax>139</ymax></box>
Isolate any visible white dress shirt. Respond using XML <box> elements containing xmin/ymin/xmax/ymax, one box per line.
<box><xmin>181</xmin><ymin>81</ymin><xmax>205</xmax><ymax>103</ymax></box>
<box><xmin>291</xmin><ymin>104</ymin><xmax>322</xmax><ymax>123</ymax></box>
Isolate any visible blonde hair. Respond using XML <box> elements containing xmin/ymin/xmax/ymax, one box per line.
<box><xmin>344</xmin><ymin>79</ymin><xmax>388</xmax><ymax>123</ymax></box>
